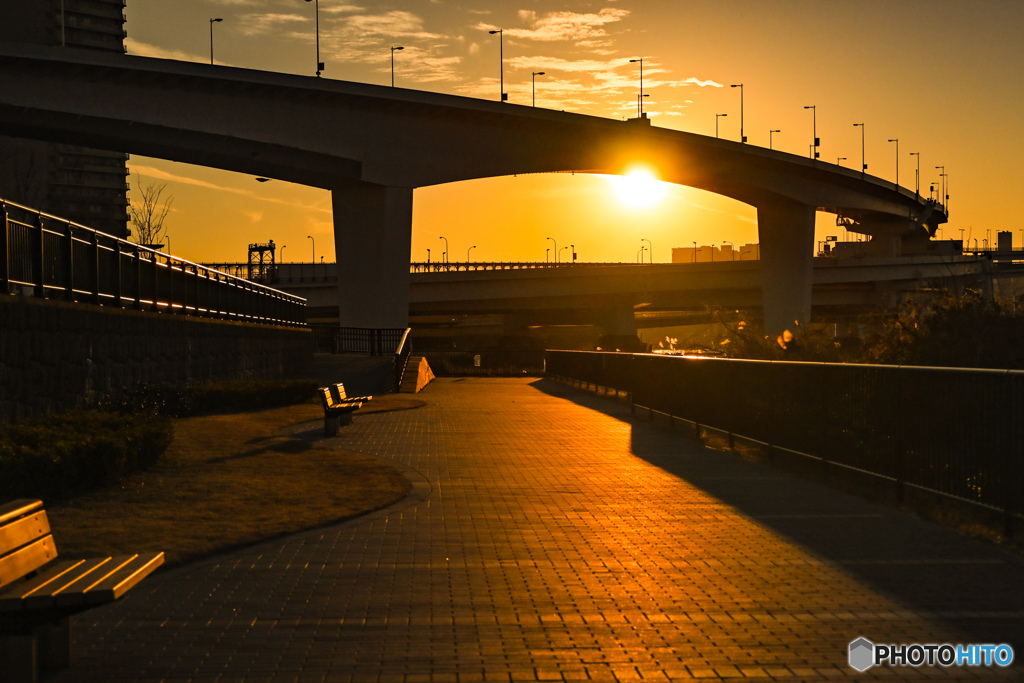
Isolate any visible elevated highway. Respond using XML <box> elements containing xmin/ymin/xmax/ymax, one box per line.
<box><xmin>0</xmin><ymin>43</ymin><xmax>947</xmax><ymax>333</ymax></box>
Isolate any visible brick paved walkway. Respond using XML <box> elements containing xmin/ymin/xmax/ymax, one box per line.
<box><xmin>57</xmin><ymin>378</ymin><xmax>1023</xmax><ymax>681</ymax></box>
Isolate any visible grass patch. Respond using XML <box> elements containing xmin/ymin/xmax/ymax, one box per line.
<box><xmin>46</xmin><ymin>400</ymin><xmax>412</xmax><ymax>567</ymax></box>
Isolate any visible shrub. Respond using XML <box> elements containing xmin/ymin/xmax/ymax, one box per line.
<box><xmin>113</xmin><ymin>378</ymin><xmax>320</xmax><ymax>417</ymax></box>
<box><xmin>0</xmin><ymin>409</ymin><xmax>173</xmax><ymax>501</ymax></box>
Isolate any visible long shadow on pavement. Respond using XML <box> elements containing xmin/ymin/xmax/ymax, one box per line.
<box><xmin>529</xmin><ymin>377</ymin><xmax>1024</xmax><ymax>654</ymax></box>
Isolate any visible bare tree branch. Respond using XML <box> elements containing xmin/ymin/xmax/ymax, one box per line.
<box><xmin>129</xmin><ymin>173</ymin><xmax>173</xmax><ymax>247</ymax></box>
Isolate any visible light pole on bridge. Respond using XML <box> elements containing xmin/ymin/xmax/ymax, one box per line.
<box><xmin>641</xmin><ymin>238</ymin><xmax>652</xmax><ymax>264</ymax></box>
<box><xmin>391</xmin><ymin>46</ymin><xmax>404</xmax><ymax>87</ymax></box>
<box><xmin>532</xmin><ymin>71</ymin><xmax>545</xmax><ymax>107</ymax></box>
<box><xmin>853</xmin><ymin>123</ymin><xmax>866</xmax><ymax>176</ymax></box>
<box><xmin>730</xmin><ymin>83</ymin><xmax>745</xmax><ymax>143</ymax></box>
<box><xmin>888</xmin><ymin>138</ymin><xmax>899</xmax><ymax>190</ymax></box>
<box><xmin>769</xmin><ymin>129</ymin><xmax>780</xmax><ymax>150</ymax></box>
<box><xmin>467</xmin><ymin>245</ymin><xmax>476</xmax><ymax>261</ymax></box>
<box><xmin>307</xmin><ymin>235</ymin><xmax>314</xmax><ymax>263</ymax></box>
<box><xmin>716</xmin><ymin>113</ymin><xmax>727</xmax><ymax>138</ymax></box>
<box><xmin>209</xmin><ymin>18</ymin><xmax>223</xmax><ymax>66</ymax></box>
<box><xmin>439</xmin><ymin>236</ymin><xmax>449</xmax><ymax>263</ymax></box>
<box><xmin>547</xmin><ymin>237</ymin><xmax>557</xmax><ymax>263</ymax></box>
<box><xmin>488</xmin><ymin>29</ymin><xmax>506</xmax><ymax>102</ymax></box>
<box><xmin>804</xmin><ymin>105</ymin><xmax>818</xmax><ymax>159</ymax></box>
<box><xmin>629</xmin><ymin>58</ymin><xmax>644</xmax><ymax>115</ymax></box>
<box><xmin>909</xmin><ymin>152</ymin><xmax>920</xmax><ymax>196</ymax></box>
<box><xmin>304</xmin><ymin>0</ymin><xmax>324</xmax><ymax>77</ymax></box>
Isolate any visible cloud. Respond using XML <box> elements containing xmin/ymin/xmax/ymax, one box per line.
<box><xmin>345</xmin><ymin>11</ymin><xmax>443</xmax><ymax>39</ymax></box>
<box><xmin>125</xmin><ymin>37</ymin><xmax>199</xmax><ymax>62</ymax></box>
<box><xmin>478</xmin><ymin>8</ymin><xmax>629</xmax><ymax>45</ymax></box>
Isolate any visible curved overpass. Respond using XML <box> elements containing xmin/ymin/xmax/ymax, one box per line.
<box><xmin>0</xmin><ymin>43</ymin><xmax>946</xmax><ymax>332</ymax></box>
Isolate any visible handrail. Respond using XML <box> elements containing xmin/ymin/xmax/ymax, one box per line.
<box><xmin>1</xmin><ymin>198</ymin><xmax>306</xmax><ymax>326</ymax></box>
<box><xmin>393</xmin><ymin>328</ymin><xmax>413</xmax><ymax>393</ymax></box>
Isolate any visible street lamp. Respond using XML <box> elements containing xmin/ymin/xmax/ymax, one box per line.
<box><xmin>209</xmin><ymin>18</ymin><xmax>223</xmax><ymax>66</ymax></box>
<box><xmin>488</xmin><ymin>29</ymin><xmax>506</xmax><ymax>102</ymax></box>
<box><xmin>280</xmin><ymin>245</ymin><xmax>286</xmax><ymax>261</ymax></box>
<box><xmin>641</xmin><ymin>238</ymin><xmax>652</xmax><ymax>264</ymax></box>
<box><xmin>637</xmin><ymin>246</ymin><xmax>645</xmax><ymax>263</ymax></box>
<box><xmin>853</xmin><ymin>123</ymin><xmax>866</xmax><ymax>175</ymax></box>
<box><xmin>710</xmin><ymin>244</ymin><xmax>715</xmax><ymax>262</ymax></box>
<box><xmin>730</xmin><ymin>83</ymin><xmax>745</xmax><ymax>142</ymax></box>
<box><xmin>722</xmin><ymin>240</ymin><xmax>734</xmax><ymax>260</ymax></box>
<box><xmin>307</xmin><ymin>235</ymin><xmax>314</xmax><ymax>262</ymax></box>
<box><xmin>769</xmin><ymin>129</ymin><xmax>780</xmax><ymax>150</ymax></box>
<box><xmin>304</xmin><ymin>0</ymin><xmax>324</xmax><ymax>77</ymax></box>
<box><xmin>560</xmin><ymin>246</ymin><xmax>568</xmax><ymax>262</ymax></box>
<box><xmin>439</xmin><ymin>236</ymin><xmax>448</xmax><ymax>263</ymax></box>
<box><xmin>547</xmin><ymin>236</ymin><xmax>557</xmax><ymax>262</ymax></box>
<box><xmin>629</xmin><ymin>58</ymin><xmax>644</xmax><ymax>115</ymax></box>
<box><xmin>570</xmin><ymin>244</ymin><xmax>576</xmax><ymax>263</ymax></box>
<box><xmin>909</xmin><ymin>152</ymin><xmax>920</xmax><ymax>196</ymax></box>
<box><xmin>935</xmin><ymin>165</ymin><xmax>946</xmax><ymax>208</ymax></box>
<box><xmin>532</xmin><ymin>71</ymin><xmax>545</xmax><ymax>107</ymax></box>
<box><xmin>692</xmin><ymin>241</ymin><xmax>697</xmax><ymax>263</ymax></box>
<box><xmin>837</xmin><ymin>157</ymin><xmax>847</xmax><ymax>166</ymax></box>
<box><xmin>468</xmin><ymin>245</ymin><xmax>476</xmax><ymax>261</ymax></box>
<box><xmin>716</xmin><ymin>113</ymin><xmax>727</xmax><ymax>138</ymax></box>
<box><xmin>546</xmin><ymin>248</ymin><xmax>550</xmax><ymax>263</ymax></box>
<box><xmin>804</xmin><ymin>105</ymin><xmax>819</xmax><ymax>159</ymax></box>
<box><xmin>390</xmin><ymin>46</ymin><xmax>404</xmax><ymax>87</ymax></box>
<box><xmin>636</xmin><ymin>93</ymin><xmax>649</xmax><ymax>117</ymax></box>
<box><xmin>888</xmin><ymin>138</ymin><xmax>899</xmax><ymax>190</ymax></box>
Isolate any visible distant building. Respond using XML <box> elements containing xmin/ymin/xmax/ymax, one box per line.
<box><xmin>0</xmin><ymin>0</ymin><xmax>130</xmax><ymax>238</ymax></box>
<box><xmin>671</xmin><ymin>243</ymin><xmax>759</xmax><ymax>263</ymax></box>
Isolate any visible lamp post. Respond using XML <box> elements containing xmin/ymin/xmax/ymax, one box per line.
<box><xmin>280</xmin><ymin>245</ymin><xmax>286</xmax><ymax>261</ymax></box>
<box><xmin>629</xmin><ymin>58</ymin><xmax>644</xmax><ymax>115</ymax></box>
<box><xmin>439</xmin><ymin>236</ymin><xmax>448</xmax><ymax>263</ymax></box>
<box><xmin>888</xmin><ymin>138</ymin><xmax>899</xmax><ymax>189</ymax></box>
<box><xmin>804</xmin><ymin>105</ymin><xmax>818</xmax><ymax>159</ymax></box>
<box><xmin>641</xmin><ymin>238</ymin><xmax>652</xmax><ymax>264</ymax></box>
<box><xmin>769</xmin><ymin>129</ymin><xmax>780</xmax><ymax>150</ymax></box>
<box><xmin>307</xmin><ymin>235</ymin><xmax>314</xmax><ymax>263</ymax></box>
<box><xmin>547</xmin><ymin>236</ymin><xmax>557</xmax><ymax>262</ymax></box>
<box><xmin>837</xmin><ymin>157</ymin><xmax>847</xmax><ymax>167</ymax></box>
<box><xmin>730</xmin><ymin>83</ymin><xmax>745</xmax><ymax>142</ymax></box>
<box><xmin>571</xmin><ymin>244</ymin><xmax>576</xmax><ymax>263</ymax></box>
<box><xmin>209</xmin><ymin>18</ymin><xmax>223</xmax><ymax>65</ymax></box>
<box><xmin>909</xmin><ymin>152</ymin><xmax>920</xmax><ymax>196</ymax></box>
<box><xmin>532</xmin><ymin>71</ymin><xmax>545</xmax><ymax>107</ymax></box>
<box><xmin>488</xmin><ymin>29</ymin><xmax>506</xmax><ymax>102</ymax></box>
<box><xmin>637</xmin><ymin>246</ymin><xmax>645</xmax><ymax>263</ymax></box>
<box><xmin>546</xmin><ymin>248</ymin><xmax>550</xmax><ymax>263</ymax></box>
<box><xmin>935</xmin><ymin>165</ymin><xmax>946</xmax><ymax>208</ymax></box>
<box><xmin>391</xmin><ymin>46</ymin><xmax>404</xmax><ymax>87</ymax></box>
<box><xmin>853</xmin><ymin>123</ymin><xmax>866</xmax><ymax>175</ymax></box>
<box><xmin>636</xmin><ymin>93</ymin><xmax>649</xmax><ymax>116</ymax></box>
<box><xmin>722</xmin><ymin>240</ymin><xmax>734</xmax><ymax>261</ymax></box>
<box><xmin>560</xmin><ymin>246</ymin><xmax>568</xmax><ymax>262</ymax></box>
<box><xmin>716</xmin><ymin>113</ymin><xmax>727</xmax><ymax>138</ymax></box>
<box><xmin>303</xmin><ymin>0</ymin><xmax>324</xmax><ymax>77</ymax></box>
<box><xmin>468</xmin><ymin>245</ymin><xmax>476</xmax><ymax>261</ymax></box>
<box><xmin>692</xmin><ymin>241</ymin><xmax>697</xmax><ymax>263</ymax></box>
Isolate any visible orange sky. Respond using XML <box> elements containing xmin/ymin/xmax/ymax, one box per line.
<box><xmin>123</xmin><ymin>0</ymin><xmax>1024</xmax><ymax>263</ymax></box>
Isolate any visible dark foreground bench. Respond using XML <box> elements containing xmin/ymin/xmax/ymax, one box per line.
<box><xmin>0</xmin><ymin>499</ymin><xmax>164</xmax><ymax>682</ymax></box>
<box><xmin>319</xmin><ymin>383</ymin><xmax>373</xmax><ymax>436</ymax></box>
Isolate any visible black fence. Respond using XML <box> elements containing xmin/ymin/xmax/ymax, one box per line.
<box><xmin>311</xmin><ymin>326</ymin><xmax>408</xmax><ymax>355</ymax></box>
<box><xmin>546</xmin><ymin>350</ymin><xmax>1024</xmax><ymax>531</ymax></box>
<box><xmin>1</xmin><ymin>200</ymin><xmax>306</xmax><ymax>326</ymax></box>
<box><xmin>422</xmin><ymin>350</ymin><xmax>546</xmax><ymax>377</ymax></box>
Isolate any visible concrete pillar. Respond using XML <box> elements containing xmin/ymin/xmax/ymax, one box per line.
<box><xmin>756</xmin><ymin>197</ymin><xmax>816</xmax><ymax>335</ymax></box>
<box><xmin>330</xmin><ymin>182</ymin><xmax>413</xmax><ymax>329</ymax></box>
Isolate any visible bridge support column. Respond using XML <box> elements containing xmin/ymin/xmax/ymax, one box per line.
<box><xmin>757</xmin><ymin>198</ymin><xmax>816</xmax><ymax>336</ymax></box>
<box><xmin>331</xmin><ymin>182</ymin><xmax>413</xmax><ymax>329</ymax></box>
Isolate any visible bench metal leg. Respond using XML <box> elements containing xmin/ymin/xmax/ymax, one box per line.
<box><xmin>338</xmin><ymin>411</ymin><xmax>353</xmax><ymax>426</ymax></box>
<box><xmin>324</xmin><ymin>414</ymin><xmax>340</xmax><ymax>437</ymax></box>
<box><xmin>0</xmin><ymin>618</ymin><xmax>71</xmax><ymax>683</ymax></box>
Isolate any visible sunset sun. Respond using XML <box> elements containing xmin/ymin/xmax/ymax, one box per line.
<box><xmin>609</xmin><ymin>170</ymin><xmax>668</xmax><ymax>208</ymax></box>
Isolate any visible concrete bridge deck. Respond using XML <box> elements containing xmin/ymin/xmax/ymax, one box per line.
<box><xmin>56</xmin><ymin>378</ymin><xmax>1023</xmax><ymax>681</ymax></box>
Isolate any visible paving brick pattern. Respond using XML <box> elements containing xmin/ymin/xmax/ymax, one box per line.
<box><xmin>56</xmin><ymin>378</ymin><xmax>1024</xmax><ymax>681</ymax></box>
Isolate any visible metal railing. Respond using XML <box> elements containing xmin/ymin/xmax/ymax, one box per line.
<box><xmin>393</xmin><ymin>328</ymin><xmax>413</xmax><ymax>393</ymax></box>
<box><xmin>546</xmin><ymin>350</ymin><xmax>1024</xmax><ymax>534</ymax></box>
<box><xmin>1</xmin><ymin>200</ymin><xmax>306</xmax><ymax>326</ymax></box>
<box><xmin>422</xmin><ymin>350</ymin><xmax>546</xmax><ymax>376</ymax></box>
<box><xmin>311</xmin><ymin>326</ymin><xmax>407</xmax><ymax>355</ymax></box>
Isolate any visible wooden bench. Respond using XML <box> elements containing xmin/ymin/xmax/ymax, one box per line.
<box><xmin>319</xmin><ymin>383</ymin><xmax>373</xmax><ymax>436</ymax></box>
<box><xmin>0</xmin><ymin>499</ymin><xmax>164</xmax><ymax>682</ymax></box>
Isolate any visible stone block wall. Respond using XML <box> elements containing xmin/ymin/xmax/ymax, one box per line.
<box><xmin>0</xmin><ymin>295</ymin><xmax>313</xmax><ymax>422</ymax></box>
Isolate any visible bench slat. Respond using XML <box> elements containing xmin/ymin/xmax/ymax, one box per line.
<box><xmin>83</xmin><ymin>552</ymin><xmax>164</xmax><ymax>603</ymax></box>
<box><xmin>0</xmin><ymin>511</ymin><xmax>51</xmax><ymax>555</ymax></box>
<box><xmin>0</xmin><ymin>535</ymin><xmax>57</xmax><ymax>592</ymax></box>
<box><xmin>23</xmin><ymin>556</ymin><xmax>114</xmax><ymax>610</ymax></box>
<box><xmin>0</xmin><ymin>559</ymin><xmax>84</xmax><ymax>611</ymax></box>
<box><xmin>0</xmin><ymin>500</ymin><xmax>42</xmax><ymax>527</ymax></box>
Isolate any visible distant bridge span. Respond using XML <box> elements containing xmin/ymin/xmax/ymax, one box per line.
<box><xmin>0</xmin><ymin>43</ymin><xmax>946</xmax><ymax>332</ymax></box>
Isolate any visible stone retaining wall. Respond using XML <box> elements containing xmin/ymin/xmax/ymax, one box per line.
<box><xmin>0</xmin><ymin>295</ymin><xmax>313</xmax><ymax>422</ymax></box>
